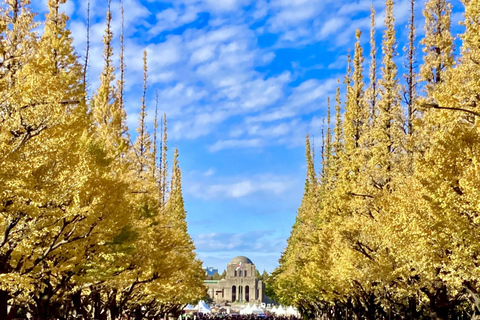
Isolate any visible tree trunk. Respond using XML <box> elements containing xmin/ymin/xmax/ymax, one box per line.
<box><xmin>134</xmin><ymin>307</ymin><xmax>144</xmax><ymax>320</ymax></box>
<box><xmin>0</xmin><ymin>290</ymin><xmax>8</xmax><ymax>320</ymax></box>
<box><xmin>364</xmin><ymin>293</ymin><xmax>376</xmax><ymax>320</ymax></box>
<box><xmin>423</xmin><ymin>283</ymin><xmax>450</xmax><ymax>320</ymax></box>
<box><xmin>109</xmin><ymin>289</ymin><xmax>120</xmax><ymax>320</ymax></box>
<box><xmin>407</xmin><ymin>296</ymin><xmax>418</xmax><ymax>319</ymax></box>
<box><xmin>71</xmin><ymin>290</ymin><xmax>90</xmax><ymax>320</ymax></box>
<box><xmin>35</xmin><ymin>294</ymin><xmax>51</xmax><ymax>320</ymax></box>
<box><xmin>94</xmin><ymin>291</ymin><xmax>102</xmax><ymax>320</ymax></box>
<box><xmin>432</xmin><ymin>284</ymin><xmax>449</xmax><ymax>320</ymax></box>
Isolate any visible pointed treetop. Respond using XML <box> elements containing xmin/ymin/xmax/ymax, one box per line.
<box><xmin>171</xmin><ymin>147</ymin><xmax>180</xmax><ymax>192</ymax></box>
<box><xmin>305</xmin><ymin>134</ymin><xmax>316</xmax><ymax>187</ymax></box>
<box><xmin>91</xmin><ymin>0</ymin><xmax>117</xmax><ymax>136</ymax></box>
<box><xmin>420</xmin><ymin>0</ymin><xmax>454</xmax><ymax>91</ymax></box>
<box><xmin>333</xmin><ymin>79</ymin><xmax>343</xmax><ymax>156</ymax></box>
<box><xmin>322</xmin><ymin>97</ymin><xmax>333</xmax><ymax>186</ymax></box>
<box><xmin>117</xmin><ymin>0</ymin><xmax>125</xmax><ymax>111</ymax></box>
<box><xmin>366</xmin><ymin>5</ymin><xmax>378</xmax><ymax>118</ymax></box>
<box><xmin>405</xmin><ymin>0</ymin><xmax>417</xmax><ymax>135</ymax></box>
<box><xmin>137</xmin><ymin>50</ymin><xmax>148</xmax><ymax>146</ymax></box>
<box><xmin>160</xmin><ymin>113</ymin><xmax>169</xmax><ymax>206</ymax></box>
<box><xmin>133</xmin><ymin>50</ymin><xmax>154</xmax><ymax>175</ymax></box>
<box><xmin>344</xmin><ymin>53</ymin><xmax>352</xmax><ymax>88</ymax></box>
<box><xmin>344</xmin><ymin>28</ymin><xmax>366</xmax><ymax>156</ymax></box>
<box><xmin>153</xmin><ymin>91</ymin><xmax>159</xmax><ymax>174</ymax></box>
<box><xmin>169</xmin><ymin>146</ymin><xmax>188</xmax><ymax>229</ymax></box>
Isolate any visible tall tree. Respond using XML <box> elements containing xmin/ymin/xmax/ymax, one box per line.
<box><xmin>343</xmin><ymin>30</ymin><xmax>366</xmax><ymax>161</ymax></box>
<box><xmin>419</xmin><ymin>0</ymin><xmax>454</xmax><ymax>95</ymax></box>
<box><xmin>404</xmin><ymin>0</ymin><xmax>417</xmax><ymax>135</ymax></box>
<box><xmin>133</xmin><ymin>50</ymin><xmax>154</xmax><ymax>176</ymax></box>
<box><xmin>365</xmin><ymin>5</ymin><xmax>378</xmax><ymax>120</ymax></box>
<box><xmin>91</xmin><ymin>0</ymin><xmax>127</xmax><ymax>156</ymax></box>
<box><xmin>160</xmin><ymin>114</ymin><xmax>168</xmax><ymax>206</ymax></box>
<box><xmin>372</xmin><ymin>0</ymin><xmax>404</xmax><ymax>189</ymax></box>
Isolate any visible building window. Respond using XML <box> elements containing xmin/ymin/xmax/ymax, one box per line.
<box><xmin>239</xmin><ymin>270</ymin><xmax>242</xmax><ymax>276</ymax></box>
<box><xmin>245</xmin><ymin>271</ymin><xmax>247</xmax><ymax>277</ymax></box>
<box><xmin>235</xmin><ymin>270</ymin><xmax>237</xmax><ymax>277</ymax></box>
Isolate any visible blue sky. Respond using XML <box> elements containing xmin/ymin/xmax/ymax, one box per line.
<box><xmin>31</xmin><ymin>0</ymin><xmax>464</xmax><ymax>273</ymax></box>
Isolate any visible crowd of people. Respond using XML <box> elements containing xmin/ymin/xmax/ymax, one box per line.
<box><xmin>183</xmin><ymin>314</ymin><xmax>300</xmax><ymax>320</ymax></box>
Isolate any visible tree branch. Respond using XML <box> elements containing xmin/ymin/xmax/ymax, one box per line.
<box><xmin>423</xmin><ymin>102</ymin><xmax>480</xmax><ymax>117</ymax></box>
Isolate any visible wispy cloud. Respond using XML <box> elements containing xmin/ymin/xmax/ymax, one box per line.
<box><xmin>194</xmin><ymin>230</ymin><xmax>284</xmax><ymax>253</ymax></box>
<box><xmin>186</xmin><ymin>174</ymin><xmax>293</xmax><ymax>199</ymax></box>
<box><xmin>209</xmin><ymin>139</ymin><xmax>263</xmax><ymax>152</ymax></box>
<box><xmin>246</xmin><ymin>77</ymin><xmax>338</xmax><ymax>124</ymax></box>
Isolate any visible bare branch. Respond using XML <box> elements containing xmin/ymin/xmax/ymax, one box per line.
<box><xmin>423</xmin><ymin>102</ymin><xmax>480</xmax><ymax>117</ymax></box>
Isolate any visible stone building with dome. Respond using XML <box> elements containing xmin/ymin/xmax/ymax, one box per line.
<box><xmin>204</xmin><ymin>256</ymin><xmax>266</xmax><ymax>304</ymax></box>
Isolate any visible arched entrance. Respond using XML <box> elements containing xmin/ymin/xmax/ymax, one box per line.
<box><xmin>245</xmin><ymin>285</ymin><xmax>249</xmax><ymax>302</ymax></box>
<box><xmin>232</xmin><ymin>285</ymin><xmax>236</xmax><ymax>302</ymax></box>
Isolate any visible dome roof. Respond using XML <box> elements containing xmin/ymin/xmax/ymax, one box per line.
<box><xmin>228</xmin><ymin>256</ymin><xmax>253</xmax><ymax>265</ymax></box>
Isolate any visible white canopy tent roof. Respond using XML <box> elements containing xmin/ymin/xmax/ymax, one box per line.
<box><xmin>240</xmin><ymin>304</ymin><xmax>252</xmax><ymax>315</ymax></box>
<box><xmin>275</xmin><ymin>305</ymin><xmax>286</xmax><ymax>315</ymax></box>
<box><xmin>184</xmin><ymin>304</ymin><xmax>196</xmax><ymax>311</ymax></box>
<box><xmin>250</xmin><ymin>304</ymin><xmax>265</xmax><ymax>315</ymax></box>
<box><xmin>286</xmin><ymin>306</ymin><xmax>299</xmax><ymax>317</ymax></box>
<box><xmin>240</xmin><ymin>304</ymin><xmax>265</xmax><ymax>315</ymax></box>
<box><xmin>197</xmin><ymin>301</ymin><xmax>212</xmax><ymax>314</ymax></box>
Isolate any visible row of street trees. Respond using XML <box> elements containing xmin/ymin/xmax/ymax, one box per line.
<box><xmin>0</xmin><ymin>0</ymin><xmax>206</xmax><ymax>319</ymax></box>
<box><xmin>270</xmin><ymin>0</ymin><xmax>480</xmax><ymax>319</ymax></box>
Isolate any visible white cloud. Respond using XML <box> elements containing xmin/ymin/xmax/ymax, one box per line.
<box><xmin>338</xmin><ymin>0</ymin><xmax>383</xmax><ymax>15</ymax></box>
<box><xmin>127</xmin><ymin>21</ymin><xmax>293</xmax><ymax>139</ymax></box>
<box><xmin>69</xmin><ymin>20</ymin><xmax>88</xmax><ymax>56</ymax></box>
<box><xmin>263</xmin><ymin>0</ymin><xmax>333</xmax><ymax>43</ymax></box>
<box><xmin>193</xmin><ymin>230</ymin><xmax>284</xmax><ymax>253</ymax></box>
<box><xmin>145</xmin><ymin>37</ymin><xmax>183</xmax><ymax>69</ymax></box>
<box><xmin>328</xmin><ymin>54</ymin><xmax>347</xmax><ymax>69</ymax></box>
<box><xmin>221</xmin><ymin>115</ymin><xmax>329</xmax><ymax>151</ymax></box>
<box><xmin>190</xmin><ymin>45</ymin><xmax>216</xmax><ymax>65</ymax></box>
<box><xmin>319</xmin><ymin>17</ymin><xmax>346</xmax><ymax>39</ymax></box>
<box><xmin>246</xmin><ymin>122</ymin><xmax>293</xmax><ymax>138</ymax></box>
<box><xmin>246</xmin><ymin>77</ymin><xmax>337</xmax><ymax>124</ymax></box>
<box><xmin>187</xmin><ymin>174</ymin><xmax>292</xmax><ymax>199</ymax></box>
<box><xmin>171</xmin><ymin>111</ymin><xmax>229</xmax><ymax>140</ymax></box>
<box><xmin>60</xmin><ymin>0</ymin><xmax>76</xmax><ymax>18</ymax></box>
<box><xmin>209</xmin><ymin>139</ymin><xmax>263</xmax><ymax>152</ymax></box>
<box><xmin>149</xmin><ymin>6</ymin><xmax>200</xmax><ymax>35</ymax></box>
<box><xmin>204</xmin><ymin>0</ymin><xmax>249</xmax><ymax>11</ymax></box>
<box><xmin>68</xmin><ymin>0</ymin><xmax>389</xmax><ymax>149</ymax></box>
<box><xmin>204</xmin><ymin>168</ymin><xmax>216</xmax><ymax>176</ymax></box>
<box><xmin>149</xmin><ymin>71</ymin><xmax>176</xmax><ymax>83</ymax></box>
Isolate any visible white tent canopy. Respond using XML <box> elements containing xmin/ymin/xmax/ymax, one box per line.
<box><xmin>286</xmin><ymin>306</ymin><xmax>299</xmax><ymax>317</ymax></box>
<box><xmin>184</xmin><ymin>304</ymin><xmax>197</xmax><ymax>311</ymax></box>
<box><xmin>270</xmin><ymin>306</ymin><xmax>278</xmax><ymax>314</ymax></box>
<box><xmin>241</xmin><ymin>304</ymin><xmax>264</xmax><ymax>315</ymax></box>
<box><xmin>250</xmin><ymin>304</ymin><xmax>265</xmax><ymax>315</ymax></box>
<box><xmin>197</xmin><ymin>300</ymin><xmax>212</xmax><ymax>314</ymax></box>
<box><xmin>240</xmin><ymin>304</ymin><xmax>252</xmax><ymax>315</ymax></box>
<box><xmin>275</xmin><ymin>305</ymin><xmax>286</xmax><ymax>316</ymax></box>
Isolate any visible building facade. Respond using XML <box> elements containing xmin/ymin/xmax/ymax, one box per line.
<box><xmin>205</xmin><ymin>256</ymin><xmax>265</xmax><ymax>304</ymax></box>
